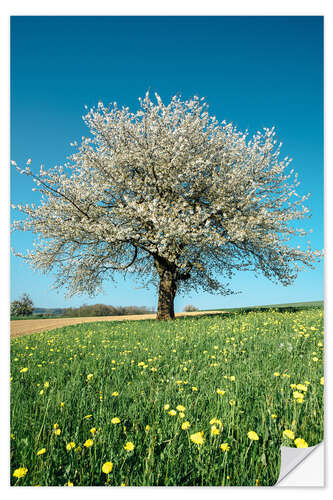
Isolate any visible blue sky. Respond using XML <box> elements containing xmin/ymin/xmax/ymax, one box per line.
<box><xmin>10</xmin><ymin>16</ymin><xmax>323</xmax><ymax>311</ymax></box>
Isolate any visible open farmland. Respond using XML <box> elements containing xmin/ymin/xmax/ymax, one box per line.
<box><xmin>10</xmin><ymin>310</ymin><xmax>224</xmax><ymax>338</ymax></box>
<box><xmin>10</xmin><ymin>307</ymin><xmax>324</xmax><ymax>486</ymax></box>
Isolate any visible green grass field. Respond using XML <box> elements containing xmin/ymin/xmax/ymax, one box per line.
<box><xmin>10</xmin><ymin>306</ymin><xmax>324</xmax><ymax>486</ymax></box>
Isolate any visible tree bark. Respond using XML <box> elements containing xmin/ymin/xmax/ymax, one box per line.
<box><xmin>154</xmin><ymin>259</ymin><xmax>177</xmax><ymax>320</ymax></box>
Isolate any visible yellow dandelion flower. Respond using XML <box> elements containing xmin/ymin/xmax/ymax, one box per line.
<box><xmin>164</xmin><ymin>404</ymin><xmax>170</xmax><ymax>410</ymax></box>
<box><xmin>111</xmin><ymin>417</ymin><xmax>120</xmax><ymax>424</ymax></box>
<box><xmin>20</xmin><ymin>368</ymin><xmax>28</xmax><ymax>373</ymax></box>
<box><xmin>293</xmin><ymin>391</ymin><xmax>304</xmax><ymax>400</ymax></box>
<box><xmin>44</xmin><ymin>381</ymin><xmax>49</xmax><ymax>388</ymax></box>
<box><xmin>229</xmin><ymin>399</ymin><xmax>236</xmax><ymax>406</ymax></box>
<box><xmin>271</xmin><ymin>414</ymin><xmax>277</xmax><ymax>419</ymax></box>
<box><xmin>112</xmin><ymin>391</ymin><xmax>119</xmax><ymax>397</ymax></box>
<box><xmin>296</xmin><ymin>384</ymin><xmax>307</xmax><ymax>392</ymax></box>
<box><xmin>216</xmin><ymin>388</ymin><xmax>225</xmax><ymax>395</ymax></box>
<box><xmin>66</xmin><ymin>442</ymin><xmax>76</xmax><ymax>451</ymax></box>
<box><xmin>102</xmin><ymin>462</ymin><xmax>113</xmax><ymax>474</ymax></box>
<box><xmin>294</xmin><ymin>438</ymin><xmax>308</xmax><ymax>448</ymax></box>
<box><xmin>84</xmin><ymin>414</ymin><xmax>92</xmax><ymax>419</ymax></box>
<box><xmin>192</xmin><ymin>386</ymin><xmax>198</xmax><ymax>391</ymax></box>
<box><xmin>179</xmin><ymin>412</ymin><xmax>185</xmax><ymax>419</ymax></box>
<box><xmin>230</xmin><ymin>376</ymin><xmax>235</xmax><ymax>381</ymax></box>
<box><xmin>190</xmin><ymin>431</ymin><xmax>205</xmax><ymax>445</ymax></box>
<box><xmin>37</xmin><ymin>448</ymin><xmax>46</xmax><ymax>456</ymax></box>
<box><xmin>86</xmin><ymin>374</ymin><xmax>93</xmax><ymax>381</ymax></box>
<box><xmin>273</xmin><ymin>372</ymin><xmax>280</xmax><ymax>377</ymax></box>
<box><xmin>90</xmin><ymin>427</ymin><xmax>97</xmax><ymax>435</ymax></box>
<box><xmin>211</xmin><ymin>425</ymin><xmax>220</xmax><ymax>436</ymax></box>
<box><xmin>124</xmin><ymin>441</ymin><xmax>135</xmax><ymax>451</ymax></box>
<box><xmin>176</xmin><ymin>405</ymin><xmax>186</xmax><ymax>412</ymax></box>
<box><xmin>60</xmin><ymin>402</ymin><xmax>65</xmax><ymax>407</ymax></box>
<box><xmin>84</xmin><ymin>439</ymin><xmax>93</xmax><ymax>448</ymax></box>
<box><xmin>181</xmin><ymin>421</ymin><xmax>191</xmax><ymax>430</ymax></box>
<box><xmin>145</xmin><ymin>425</ymin><xmax>150</xmax><ymax>431</ymax></box>
<box><xmin>283</xmin><ymin>429</ymin><xmax>295</xmax><ymax>440</ymax></box>
<box><xmin>247</xmin><ymin>431</ymin><xmax>259</xmax><ymax>441</ymax></box>
<box><xmin>13</xmin><ymin>467</ymin><xmax>28</xmax><ymax>478</ymax></box>
<box><xmin>320</xmin><ymin>376</ymin><xmax>324</xmax><ymax>385</ymax></box>
<box><xmin>66</xmin><ymin>480</ymin><xmax>74</xmax><ymax>486</ymax></box>
<box><xmin>312</xmin><ymin>357</ymin><xmax>318</xmax><ymax>362</ymax></box>
<box><xmin>168</xmin><ymin>409</ymin><xmax>177</xmax><ymax>416</ymax></box>
<box><xmin>210</xmin><ymin>418</ymin><xmax>223</xmax><ymax>428</ymax></box>
<box><xmin>54</xmin><ymin>428</ymin><xmax>61</xmax><ymax>436</ymax></box>
<box><xmin>220</xmin><ymin>443</ymin><xmax>230</xmax><ymax>452</ymax></box>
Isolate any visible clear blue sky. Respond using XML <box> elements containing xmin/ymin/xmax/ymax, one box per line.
<box><xmin>10</xmin><ymin>16</ymin><xmax>323</xmax><ymax>311</ymax></box>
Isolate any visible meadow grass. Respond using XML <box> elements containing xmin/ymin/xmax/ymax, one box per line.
<box><xmin>10</xmin><ymin>307</ymin><xmax>324</xmax><ymax>486</ymax></box>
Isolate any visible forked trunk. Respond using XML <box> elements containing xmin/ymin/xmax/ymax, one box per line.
<box><xmin>154</xmin><ymin>259</ymin><xmax>177</xmax><ymax>321</ymax></box>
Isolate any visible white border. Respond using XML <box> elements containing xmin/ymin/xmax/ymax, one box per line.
<box><xmin>2</xmin><ymin>1</ymin><xmax>331</xmax><ymax>498</ymax></box>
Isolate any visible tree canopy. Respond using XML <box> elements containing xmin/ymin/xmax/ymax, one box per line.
<box><xmin>11</xmin><ymin>92</ymin><xmax>321</xmax><ymax>319</ymax></box>
<box><xmin>10</xmin><ymin>293</ymin><xmax>34</xmax><ymax>317</ymax></box>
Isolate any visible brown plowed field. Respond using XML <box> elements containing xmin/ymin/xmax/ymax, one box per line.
<box><xmin>10</xmin><ymin>310</ymin><xmax>225</xmax><ymax>338</ymax></box>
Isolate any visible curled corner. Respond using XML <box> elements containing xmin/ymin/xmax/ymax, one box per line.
<box><xmin>275</xmin><ymin>442</ymin><xmax>324</xmax><ymax>486</ymax></box>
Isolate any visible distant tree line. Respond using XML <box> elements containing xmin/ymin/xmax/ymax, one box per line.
<box><xmin>11</xmin><ymin>293</ymin><xmax>155</xmax><ymax>319</ymax></box>
<box><xmin>61</xmin><ymin>304</ymin><xmax>154</xmax><ymax>317</ymax></box>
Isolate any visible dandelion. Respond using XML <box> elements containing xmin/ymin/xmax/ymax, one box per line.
<box><xmin>20</xmin><ymin>368</ymin><xmax>28</xmax><ymax>373</ymax></box>
<box><xmin>293</xmin><ymin>391</ymin><xmax>304</xmax><ymax>400</ymax></box>
<box><xmin>102</xmin><ymin>462</ymin><xmax>113</xmax><ymax>474</ymax></box>
<box><xmin>229</xmin><ymin>399</ymin><xmax>236</xmax><ymax>406</ymax></box>
<box><xmin>111</xmin><ymin>417</ymin><xmax>120</xmax><ymax>424</ymax></box>
<box><xmin>247</xmin><ymin>431</ymin><xmax>259</xmax><ymax>441</ymax></box>
<box><xmin>124</xmin><ymin>442</ymin><xmax>135</xmax><ymax>451</ymax></box>
<box><xmin>86</xmin><ymin>373</ymin><xmax>93</xmax><ymax>381</ymax></box>
<box><xmin>44</xmin><ymin>381</ymin><xmax>49</xmax><ymax>388</ymax></box>
<box><xmin>176</xmin><ymin>405</ymin><xmax>186</xmax><ymax>412</ymax></box>
<box><xmin>39</xmin><ymin>390</ymin><xmax>44</xmax><ymax>395</ymax></box>
<box><xmin>112</xmin><ymin>391</ymin><xmax>119</xmax><ymax>397</ymax></box>
<box><xmin>190</xmin><ymin>431</ymin><xmax>205</xmax><ymax>445</ymax></box>
<box><xmin>179</xmin><ymin>412</ymin><xmax>185</xmax><ymax>419</ymax></box>
<box><xmin>211</xmin><ymin>425</ymin><xmax>220</xmax><ymax>436</ymax></box>
<box><xmin>90</xmin><ymin>427</ymin><xmax>97</xmax><ymax>435</ymax></box>
<box><xmin>294</xmin><ymin>438</ymin><xmax>308</xmax><ymax>448</ymax></box>
<box><xmin>220</xmin><ymin>443</ymin><xmax>230</xmax><ymax>452</ymax></box>
<box><xmin>145</xmin><ymin>425</ymin><xmax>150</xmax><ymax>431</ymax></box>
<box><xmin>210</xmin><ymin>418</ymin><xmax>223</xmax><ymax>428</ymax></box>
<box><xmin>273</xmin><ymin>372</ymin><xmax>280</xmax><ymax>377</ymax></box>
<box><xmin>37</xmin><ymin>448</ymin><xmax>46</xmax><ymax>456</ymax></box>
<box><xmin>296</xmin><ymin>384</ymin><xmax>307</xmax><ymax>392</ymax></box>
<box><xmin>283</xmin><ymin>429</ymin><xmax>295</xmax><ymax>440</ymax></box>
<box><xmin>312</xmin><ymin>357</ymin><xmax>318</xmax><ymax>362</ymax></box>
<box><xmin>216</xmin><ymin>388</ymin><xmax>225</xmax><ymax>395</ymax></box>
<box><xmin>84</xmin><ymin>414</ymin><xmax>92</xmax><ymax>419</ymax></box>
<box><xmin>84</xmin><ymin>439</ymin><xmax>93</xmax><ymax>448</ymax></box>
<box><xmin>164</xmin><ymin>404</ymin><xmax>170</xmax><ymax>410</ymax></box>
<box><xmin>60</xmin><ymin>402</ymin><xmax>65</xmax><ymax>407</ymax></box>
<box><xmin>66</xmin><ymin>442</ymin><xmax>75</xmax><ymax>451</ymax></box>
<box><xmin>230</xmin><ymin>376</ymin><xmax>235</xmax><ymax>381</ymax></box>
<box><xmin>192</xmin><ymin>386</ymin><xmax>198</xmax><ymax>391</ymax></box>
<box><xmin>65</xmin><ymin>480</ymin><xmax>74</xmax><ymax>486</ymax></box>
<box><xmin>181</xmin><ymin>421</ymin><xmax>191</xmax><ymax>430</ymax></box>
<box><xmin>54</xmin><ymin>428</ymin><xmax>61</xmax><ymax>436</ymax></box>
<box><xmin>13</xmin><ymin>467</ymin><xmax>28</xmax><ymax>478</ymax></box>
<box><xmin>320</xmin><ymin>376</ymin><xmax>324</xmax><ymax>385</ymax></box>
<box><xmin>168</xmin><ymin>410</ymin><xmax>177</xmax><ymax>416</ymax></box>
<box><xmin>271</xmin><ymin>414</ymin><xmax>277</xmax><ymax>419</ymax></box>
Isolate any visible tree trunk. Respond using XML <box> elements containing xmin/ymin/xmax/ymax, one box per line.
<box><xmin>154</xmin><ymin>260</ymin><xmax>177</xmax><ymax>321</ymax></box>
